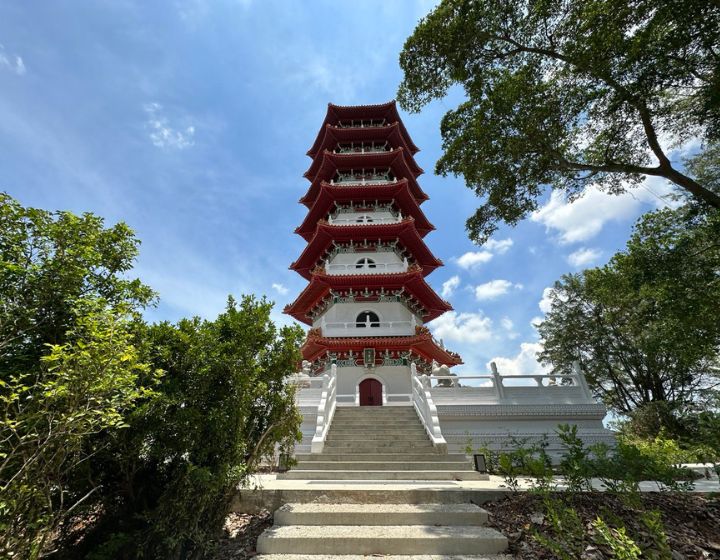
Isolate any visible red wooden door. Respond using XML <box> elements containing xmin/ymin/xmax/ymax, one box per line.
<box><xmin>359</xmin><ymin>379</ymin><xmax>383</xmax><ymax>406</ymax></box>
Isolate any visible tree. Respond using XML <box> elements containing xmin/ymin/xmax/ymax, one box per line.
<box><xmin>537</xmin><ymin>206</ymin><xmax>720</xmax><ymax>437</ymax></box>
<box><xmin>397</xmin><ymin>0</ymin><xmax>720</xmax><ymax>243</ymax></box>
<box><xmin>77</xmin><ymin>296</ymin><xmax>304</xmax><ymax>560</ymax></box>
<box><xmin>0</xmin><ymin>193</ymin><xmax>156</xmax><ymax>375</ymax></box>
<box><xmin>0</xmin><ymin>302</ymin><xmax>156</xmax><ymax>559</ymax></box>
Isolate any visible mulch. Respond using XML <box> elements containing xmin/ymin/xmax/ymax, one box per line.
<box><xmin>212</xmin><ymin>511</ymin><xmax>272</xmax><ymax>559</ymax></box>
<box><xmin>483</xmin><ymin>492</ymin><xmax>720</xmax><ymax>559</ymax></box>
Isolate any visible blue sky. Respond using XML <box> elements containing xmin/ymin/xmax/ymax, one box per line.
<box><xmin>1</xmin><ymin>1</ymin><xmax>686</xmax><ymax>375</ymax></box>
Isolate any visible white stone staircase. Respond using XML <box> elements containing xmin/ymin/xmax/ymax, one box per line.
<box><xmin>279</xmin><ymin>406</ymin><xmax>485</xmax><ymax>481</ymax></box>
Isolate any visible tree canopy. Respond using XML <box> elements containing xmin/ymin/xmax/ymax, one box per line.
<box><xmin>537</xmin><ymin>205</ymin><xmax>720</xmax><ymax>438</ymax></box>
<box><xmin>398</xmin><ymin>0</ymin><xmax>720</xmax><ymax>243</ymax></box>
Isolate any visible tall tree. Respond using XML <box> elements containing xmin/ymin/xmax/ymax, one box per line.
<box><xmin>537</xmin><ymin>206</ymin><xmax>720</xmax><ymax>437</ymax></box>
<box><xmin>398</xmin><ymin>0</ymin><xmax>720</xmax><ymax>243</ymax></box>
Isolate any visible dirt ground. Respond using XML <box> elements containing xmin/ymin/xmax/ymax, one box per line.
<box><xmin>212</xmin><ymin>510</ymin><xmax>272</xmax><ymax>559</ymax></box>
<box><xmin>484</xmin><ymin>492</ymin><xmax>720</xmax><ymax>559</ymax></box>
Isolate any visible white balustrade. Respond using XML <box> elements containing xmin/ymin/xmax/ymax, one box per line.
<box><xmin>328</xmin><ymin>216</ymin><xmax>401</xmax><ymax>226</ymax></box>
<box><xmin>310</xmin><ymin>364</ymin><xmax>337</xmax><ymax>454</ymax></box>
<box><xmin>410</xmin><ymin>362</ymin><xmax>447</xmax><ymax>450</ymax></box>
<box><xmin>325</xmin><ymin>261</ymin><xmax>408</xmax><ymax>275</ymax></box>
<box><xmin>330</xmin><ymin>177</ymin><xmax>397</xmax><ymax>186</ymax></box>
<box><xmin>428</xmin><ymin>361</ymin><xmax>596</xmax><ymax>405</ymax></box>
<box><xmin>320</xmin><ymin>319</ymin><xmax>414</xmax><ymax>338</ymax></box>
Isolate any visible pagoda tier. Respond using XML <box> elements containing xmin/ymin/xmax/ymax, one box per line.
<box><xmin>284</xmin><ymin>269</ymin><xmax>453</xmax><ymax>326</ymax></box>
<box><xmin>305</xmin><ymin>145</ymin><xmax>423</xmax><ymax>181</ymax></box>
<box><xmin>290</xmin><ymin>218</ymin><xmax>443</xmax><ymax>280</ymax></box>
<box><xmin>300</xmin><ymin>149</ymin><xmax>428</xmax><ymax>207</ymax></box>
<box><xmin>308</xmin><ymin>101</ymin><xmax>419</xmax><ymax>157</ymax></box>
<box><xmin>307</xmin><ymin>121</ymin><xmax>419</xmax><ymax>177</ymax></box>
<box><xmin>301</xmin><ymin>328</ymin><xmax>463</xmax><ymax>367</ymax></box>
<box><xmin>294</xmin><ymin>179</ymin><xmax>435</xmax><ymax>241</ymax></box>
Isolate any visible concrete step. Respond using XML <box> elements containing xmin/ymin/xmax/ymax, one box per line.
<box><xmin>294</xmin><ymin>461</ymin><xmax>474</xmax><ymax>471</ymax></box>
<box><xmin>255</xmin><ymin>555</ymin><xmax>513</xmax><ymax>560</ymax></box>
<box><xmin>331</xmin><ymin>418</ymin><xmax>421</xmax><ymax>425</ymax></box>
<box><xmin>256</xmin><ymin>524</ymin><xmax>508</xmax><ymax>555</ymax></box>
<box><xmin>322</xmin><ymin>441</ymin><xmax>435</xmax><ymax>450</ymax></box>
<box><xmin>274</xmin><ymin>503</ymin><xmax>489</xmax><ymax>526</ymax></box>
<box><xmin>234</xmin><ymin>488</ymin><xmax>501</xmax><ymax>512</ymax></box>
<box><xmin>333</xmin><ymin>412</ymin><xmax>418</xmax><ymax>419</ymax></box>
<box><xmin>277</xmin><ymin>470</ymin><xmax>487</xmax><ymax>481</ymax></box>
<box><xmin>295</xmin><ymin>453</ymin><xmax>469</xmax><ymax>462</ymax></box>
<box><xmin>326</xmin><ymin>433</ymin><xmax>429</xmax><ymax>441</ymax></box>
<box><xmin>329</xmin><ymin>426</ymin><xmax>426</xmax><ymax>433</ymax></box>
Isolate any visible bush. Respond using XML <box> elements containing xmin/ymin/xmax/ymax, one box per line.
<box><xmin>76</xmin><ymin>296</ymin><xmax>304</xmax><ymax>559</ymax></box>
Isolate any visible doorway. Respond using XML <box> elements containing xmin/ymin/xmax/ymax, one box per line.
<box><xmin>359</xmin><ymin>378</ymin><xmax>383</xmax><ymax>406</ymax></box>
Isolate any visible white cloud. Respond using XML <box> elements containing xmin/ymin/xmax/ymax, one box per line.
<box><xmin>0</xmin><ymin>45</ymin><xmax>25</xmax><ymax>75</ymax></box>
<box><xmin>271</xmin><ymin>283</ymin><xmax>289</xmax><ymax>295</ymax></box>
<box><xmin>455</xmin><ymin>250</ymin><xmax>493</xmax><ymax>269</ymax></box>
<box><xmin>474</xmin><ymin>279</ymin><xmax>521</xmax><ymax>300</ymax></box>
<box><xmin>567</xmin><ymin>247</ymin><xmax>602</xmax><ymax>268</ymax></box>
<box><xmin>440</xmin><ymin>275</ymin><xmax>460</xmax><ymax>298</ymax></box>
<box><xmin>428</xmin><ymin>311</ymin><xmax>494</xmax><ymax>343</ymax></box>
<box><xmin>538</xmin><ymin>287</ymin><xmax>555</xmax><ymax>313</ymax></box>
<box><xmin>482</xmin><ymin>237</ymin><xmax>513</xmax><ymax>254</ymax></box>
<box><xmin>454</xmin><ymin>237</ymin><xmax>513</xmax><ymax>270</ymax></box>
<box><xmin>488</xmin><ymin>342</ymin><xmax>550</xmax><ymax>377</ymax></box>
<box><xmin>500</xmin><ymin>317</ymin><xmax>514</xmax><ymax>331</ymax></box>
<box><xmin>531</xmin><ymin>177</ymin><xmax>678</xmax><ymax>244</ymax></box>
<box><xmin>144</xmin><ymin>103</ymin><xmax>195</xmax><ymax>149</ymax></box>
<box><xmin>530</xmin><ymin>316</ymin><xmax>544</xmax><ymax>328</ymax></box>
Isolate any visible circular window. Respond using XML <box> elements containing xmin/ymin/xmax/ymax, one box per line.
<box><xmin>356</xmin><ymin>311</ymin><xmax>380</xmax><ymax>328</ymax></box>
<box><xmin>355</xmin><ymin>215</ymin><xmax>374</xmax><ymax>223</ymax></box>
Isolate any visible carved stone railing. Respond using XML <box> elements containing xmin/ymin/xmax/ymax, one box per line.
<box><xmin>428</xmin><ymin>361</ymin><xmax>596</xmax><ymax>405</ymax></box>
<box><xmin>410</xmin><ymin>362</ymin><xmax>447</xmax><ymax>450</ymax></box>
<box><xmin>310</xmin><ymin>364</ymin><xmax>337</xmax><ymax>453</ymax></box>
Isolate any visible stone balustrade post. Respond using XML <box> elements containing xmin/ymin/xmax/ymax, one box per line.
<box><xmin>490</xmin><ymin>361</ymin><xmax>505</xmax><ymax>401</ymax></box>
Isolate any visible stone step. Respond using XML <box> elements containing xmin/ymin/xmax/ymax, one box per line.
<box><xmin>256</xmin><ymin>524</ymin><xmax>508</xmax><ymax>555</ymax></box>
<box><xmin>294</xmin><ymin>461</ymin><xmax>474</xmax><ymax>471</ymax></box>
<box><xmin>234</xmin><ymin>488</ymin><xmax>502</xmax><ymax>512</ymax></box>
<box><xmin>274</xmin><ymin>503</ymin><xmax>489</xmax><ymax>526</ymax></box>
<box><xmin>295</xmin><ymin>453</ymin><xmax>469</xmax><ymax>462</ymax></box>
<box><xmin>326</xmin><ymin>433</ymin><xmax>429</xmax><ymax>441</ymax></box>
<box><xmin>322</xmin><ymin>441</ymin><xmax>435</xmax><ymax>450</ymax></box>
<box><xmin>255</xmin><ymin>555</ymin><xmax>512</xmax><ymax>560</ymax></box>
<box><xmin>333</xmin><ymin>411</ymin><xmax>418</xmax><ymax>418</ymax></box>
<box><xmin>277</xmin><ymin>470</ymin><xmax>487</xmax><ymax>481</ymax></box>
<box><xmin>329</xmin><ymin>426</ymin><xmax>426</xmax><ymax>433</ymax></box>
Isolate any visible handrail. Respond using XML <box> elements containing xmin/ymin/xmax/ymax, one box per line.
<box><xmin>410</xmin><ymin>363</ymin><xmax>447</xmax><ymax>450</ymax></box>
<box><xmin>310</xmin><ymin>364</ymin><xmax>337</xmax><ymax>453</ymax></box>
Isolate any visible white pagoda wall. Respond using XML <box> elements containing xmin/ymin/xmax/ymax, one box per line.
<box><xmin>334</xmin><ymin>365</ymin><xmax>411</xmax><ymax>406</ymax></box>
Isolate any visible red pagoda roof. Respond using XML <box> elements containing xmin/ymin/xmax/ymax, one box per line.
<box><xmin>294</xmin><ymin>179</ymin><xmax>435</xmax><ymax>241</ymax></box>
<box><xmin>284</xmin><ymin>269</ymin><xmax>452</xmax><ymax>325</ymax></box>
<box><xmin>306</xmin><ymin>122</ymin><xmax>418</xmax><ymax>178</ymax></box>
<box><xmin>290</xmin><ymin>218</ymin><xmax>443</xmax><ymax>280</ymax></box>
<box><xmin>300</xmin><ymin>149</ymin><xmax>428</xmax><ymax>207</ymax></box>
<box><xmin>307</xmin><ymin>101</ymin><xmax>419</xmax><ymax>157</ymax></box>
<box><xmin>301</xmin><ymin>331</ymin><xmax>463</xmax><ymax>366</ymax></box>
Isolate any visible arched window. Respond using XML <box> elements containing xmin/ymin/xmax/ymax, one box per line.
<box><xmin>355</xmin><ymin>257</ymin><xmax>376</xmax><ymax>269</ymax></box>
<box><xmin>356</xmin><ymin>311</ymin><xmax>380</xmax><ymax>328</ymax></box>
<box><xmin>355</xmin><ymin>214</ymin><xmax>374</xmax><ymax>223</ymax></box>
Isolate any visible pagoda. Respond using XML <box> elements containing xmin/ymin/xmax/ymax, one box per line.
<box><xmin>285</xmin><ymin>101</ymin><xmax>461</xmax><ymax>406</ymax></box>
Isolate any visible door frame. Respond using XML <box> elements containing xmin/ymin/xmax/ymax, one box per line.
<box><xmin>356</xmin><ymin>374</ymin><xmax>386</xmax><ymax>406</ymax></box>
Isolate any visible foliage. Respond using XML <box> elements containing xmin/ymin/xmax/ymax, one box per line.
<box><xmin>0</xmin><ymin>303</ymin><xmax>156</xmax><ymax>559</ymax></box>
<box><xmin>592</xmin><ymin>517</ymin><xmax>643</xmax><ymax>559</ymax></box>
<box><xmin>398</xmin><ymin>0</ymin><xmax>720</xmax><ymax>242</ymax></box>
<box><xmin>0</xmin><ymin>193</ymin><xmax>156</xmax><ymax>376</ymax></box>
<box><xmin>532</xmin><ymin>495</ymin><xmax>585</xmax><ymax>560</ymax></box>
<box><xmin>537</xmin><ymin>205</ymin><xmax>720</xmax><ymax>439</ymax></box>
<box><xmin>79</xmin><ymin>296</ymin><xmax>304</xmax><ymax>560</ymax></box>
<box><xmin>556</xmin><ymin>424</ymin><xmax>593</xmax><ymax>493</ymax></box>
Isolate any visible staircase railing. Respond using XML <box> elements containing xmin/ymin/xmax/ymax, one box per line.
<box><xmin>310</xmin><ymin>364</ymin><xmax>337</xmax><ymax>453</ymax></box>
<box><xmin>410</xmin><ymin>362</ymin><xmax>447</xmax><ymax>451</ymax></box>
